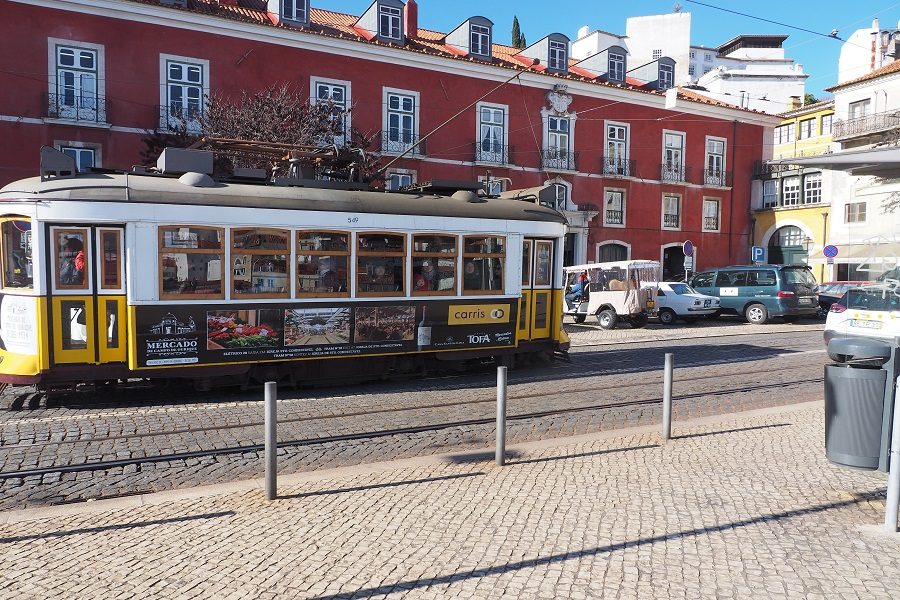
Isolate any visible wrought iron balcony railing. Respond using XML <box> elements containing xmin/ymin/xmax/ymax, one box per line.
<box><xmin>703</xmin><ymin>216</ymin><xmax>720</xmax><ymax>230</ymax></box>
<box><xmin>47</xmin><ymin>93</ymin><xmax>107</xmax><ymax>124</ymax></box>
<box><xmin>703</xmin><ymin>169</ymin><xmax>731</xmax><ymax>187</ymax></box>
<box><xmin>660</xmin><ymin>163</ymin><xmax>690</xmax><ymax>183</ymax></box>
<box><xmin>663</xmin><ymin>213</ymin><xmax>680</xmax><ymax>228</ymax></box>
<box><xmin>380</xmin><ymin>130</ymin><xmax>426</xmax><ymax>155</ymax></box>
<box><xmin>601</xmin><ymin>156</ymin><xmax>635</xmax><ymax>177</ymax></box>
<box><xmin>542</xmin><ymin>149</ymin><xmax>578</xmax><ymax>171</ymax></box>
<box><xmin>605</xmin><ymin>209</ymin><xmax>624</xmax><ymax>225</ymax></box>
<box><xmin>474</xmin><ymin>143</ymin><xmax>511</xmax><ymax>164</ymax></box>
<box><xmin>833</xmin><ymin>111</ymin><xmax>900</xmax><ymax>141</ymax></box>
<box><xmin>158</xmin><ymin>105</ymin><xmax>203</xmax><ymax>133</ymax></box>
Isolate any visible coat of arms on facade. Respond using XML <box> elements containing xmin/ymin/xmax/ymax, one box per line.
<box><xmin>547</xmin><ymin>85</ymin><xmax>572</xmax><ymax>115</ymax></box>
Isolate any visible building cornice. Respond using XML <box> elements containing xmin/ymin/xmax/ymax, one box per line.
<box><xmin>14</xmin><ymin>0</ymin><xmax>778</xmax><ymax>127</ymax></box>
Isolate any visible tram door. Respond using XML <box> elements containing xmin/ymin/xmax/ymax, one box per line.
<box><xmin>47</xmin><ymin>225</ymin><xmax>127</xmax><ymax>365</ymax></box>
<box><xmin>519</xmin><ymin>239</ymin><xmax>554</xmax><ymax>340</ymax></box>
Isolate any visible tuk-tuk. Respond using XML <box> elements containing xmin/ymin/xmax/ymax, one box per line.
<box><xmin>563</xmin><ymin>260</ymin><xmax>661</xmax><ymax>329</ymax></box>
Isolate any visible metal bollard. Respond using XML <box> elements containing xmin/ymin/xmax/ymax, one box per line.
<box><xmin>662</xmin><ymin>353</ymin><xmax>674</xmax><ymax>440</ymax></box>
<box><xmin>885</xmin><ymin>375</ymin><xmax>900</xmax><ymax>533</ymax></box>
<box><xmin>264</xmin><ymin>381</ymin><xmax>278</xmax><ymax>501</ymax></box>
<box><xmin>496</xmin><ymin>366</ymin><xmax>507</xmax><ymax>466</ymax></box>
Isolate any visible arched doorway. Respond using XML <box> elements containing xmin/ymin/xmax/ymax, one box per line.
<box><xmin>768</xmin><ymin>226</ymin><xmax>807</xmax><ymax>265</ymax></box>
<box><xmin>661</xmin><ymin>244</ymin><xmax>684</xmax><ymax>280</ymax></box>
<box><xmin>597</xmin><ymin>242</ymin><xmax>628</xmax><ymax>263</ymax></box>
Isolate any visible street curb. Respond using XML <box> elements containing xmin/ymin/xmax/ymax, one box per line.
<box><xmin>0</xmin><ymin>400</ymin><xmax>824</xmax><ymax>525</ymax></box>
<box><xmin>568</xmin><ymin>324</ymin><xmax>825</xmax><ymax>347</ymax></box>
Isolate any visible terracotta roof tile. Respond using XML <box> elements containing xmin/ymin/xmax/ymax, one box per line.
<box><xmin>827</xmin><ymin>59</ymin><xmax>900</xmax><ymax>91</ymax></box>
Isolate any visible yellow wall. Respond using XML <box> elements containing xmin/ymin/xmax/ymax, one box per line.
<box><xmin>753</xmin><ymin>207</ymin><xmax>829</xmax><ymax>283</ymax></box>
<box><xmin>773</xmin><ymin>105</ymin><xmax>834</xmax><ymax>160</ymax></box>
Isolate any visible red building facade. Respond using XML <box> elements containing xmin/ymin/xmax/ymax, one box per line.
<box><xmin>0</xmin><ymin>0</ymin><xmax>777</xmax><ymax>276</ymax></box>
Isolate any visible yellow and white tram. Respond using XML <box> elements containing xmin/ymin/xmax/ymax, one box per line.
<box><xmin>0</xmin><ymin>148</ymin><xmax>569</xmax><ymax>390</ymax></box>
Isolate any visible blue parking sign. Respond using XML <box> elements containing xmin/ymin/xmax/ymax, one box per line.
<box><xmin>751</xmin><ymin>246</ymin><xmax>767</xmax><ymax>263</ymax></box>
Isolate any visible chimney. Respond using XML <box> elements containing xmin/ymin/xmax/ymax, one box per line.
<box><xmin>404</xmin><ymin>0</ymin><xmax>418</xmax><ymax>39</ymax></box>
<box><xmin>577</xmin><ymin>25</ymin><xmax>590</xmax><ymax>40</ymax></box>
<box><xmin>787</xmin><ymin>96</ymin><xmax>801</xmax><ymax>111</ymax></box>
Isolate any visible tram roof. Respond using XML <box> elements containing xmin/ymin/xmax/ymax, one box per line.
<box><xmin>0</xmin><ymin>173</ymin><xmax>567</xmax><ymax>224</ymax></box>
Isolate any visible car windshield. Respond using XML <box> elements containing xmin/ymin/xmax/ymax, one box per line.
<box><xmin>667</xmin><ymin>283</ymin><xmax>694</xmax><ymax>295</ymax></box>
<box><xmin>845</xmin><ymin>288</ymin><xmax>900</xmax><ymax>311</ymax></box>
<box><xmin>782</xmin><ymin>268</ymin><xmax>816</xmax><ymax>286</ymax></box>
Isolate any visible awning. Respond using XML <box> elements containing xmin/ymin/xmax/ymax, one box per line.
<box><xmin>772</xmin><ymin>147</ymin><xmax>900</xmax><ymax>177</ymax></box>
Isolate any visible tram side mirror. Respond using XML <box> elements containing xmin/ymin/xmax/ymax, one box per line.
<box><xmin>40</xmin><ymin>146</ymin><xmax>78</xmax><ymax>181</ymax></box>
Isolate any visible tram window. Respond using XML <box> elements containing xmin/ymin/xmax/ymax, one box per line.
<box><xmin>231</xmin><ymin>228</ymin><xmax>290</xmax><ymax>298</ymax></box>
<box><xmin>534</xmin><ymin>241</ymin><xmax>552</xmax><ymax>286</ymax></box>
<box><xmin>1</xmin><ymin>219</ymin><xmax>33</xmax><ymax>289</ymax></box>
<box><xmin>99</xmin><ymin>230</ymin><xmax>122</xmax><ymax>290</ymax></box>
<box><xmin>412</xmin><ymin>234</ymin><xmax>457</xmax><ymax>295</ymax></box>
<box><xmin>358</xmin><ymin>233</ymin><xmax>406</xmax><ymax>296</ymax></box>
<box><xmin>463</xmin><ymin>236</ymin><xmax>505</xmax><ymax>294</ymax></box>
<box><xmin>159</xmin><ymin>226</ymin><xmax>223</xmax><ymax>299</ymax></box>
<box><xmin>60</xmin><ymin>300</ymin><xmax>88</xmax><ymax>350</ymax></box>
<box><xmin>521</xmin><ymin>240</ymin><xmax>532</xmax><ymax>286</ymax></box>
<box><xmin>106</xmin><ymin>300</ymin><xmax>119</xmax><ymax>348</ymax></box>
<box><xmin>55</xmin><ymin>228</ymin><xmax>89</xmax><ymax>290</ymax></box>
<box><xmin>296</xmin><ymin>231</ymin><xmax>349</xmax><ymax>297</ymax></box>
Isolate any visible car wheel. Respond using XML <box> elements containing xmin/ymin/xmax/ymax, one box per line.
<box><xmin>658</xmin><ymin>308</ymin><xmax>677</xmax><ymax>325</ymax></box>
<box><xmin>629</xmin><ymin>314</ymin><xmax>648</xmax><ymax>328</ymax></box>
<box><xmin>574</xmin><ymin>314</ymin><xmax>586</xmax><ymax>324</ymax></box>
<box><xmin>745</xmin><ymin>303</ymin><xmax>769</xmax><ymax>325</ymax></box>
<box><xmin>597</xmin><ymin>309</ymin><xmax>618</xmax><ymax>330</ymax></box>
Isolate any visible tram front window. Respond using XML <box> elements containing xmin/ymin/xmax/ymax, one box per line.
<box><xmin>1</xmin><ymin>219</ymin><xmax>33</xmax><ymax>289</ymax></box>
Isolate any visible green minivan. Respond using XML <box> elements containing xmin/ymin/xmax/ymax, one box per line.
<box><xmin>689</xmin><ymin>265</ymin><xmax>819</xmax><ymax>324</ymax></box>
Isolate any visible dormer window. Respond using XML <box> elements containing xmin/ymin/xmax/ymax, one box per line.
<box><xmin>471</xmin><ymin>24</ymin><xmax>491</xmax><ymax>56</ymax></box>
<box><xmin>379</xmin><ymin>4</ymin><xmax>402</xmax><ymax>40</ymax></box>
<box><xmin>609</xmin><ymin>52</ymin><xmax>625</xmax><ymax>81</ymax></box>
<box><xmin>549</xmin><ymin>40</ymin><xmax>568</xmax><ymax>71</ymax></box>
<box><xmin>283</xmin><ymin>0</ymin><xmax>307</xmax><ymax>23</ymax></box>
<box><xmin>659</xmin><ymin>63</ymin><xmax>674</xmax><ymax>90</ymax></box>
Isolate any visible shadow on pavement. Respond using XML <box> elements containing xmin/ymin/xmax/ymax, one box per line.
<box><xmin>672</xmin><ymin>422</ymin><xmax>791</xmax><ymax>441</ymax></box>
<box><xmin>312</xmin><ymin>490</ymin><xmax>886</xmax><ymax>600</ymax></box>
<box><xmin>444</xmin><ymin>450</ymin><xmax>522</xmax><ymax>464</ymax></box>
<box><xmin>0</xmin><ymin>511</ymin><xmax>235</xmax><ymax>544</ymax></box>
<box><xmin>509</xmin><ymin>444</ymin><xmax>660</xmax><ymax>467</ymax></box>
<box><xmin>278</xmin><ymin>472</ymin><xmax>484</xmax><ymax>501</ymax></box>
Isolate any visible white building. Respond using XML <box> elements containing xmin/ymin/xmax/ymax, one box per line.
<box><xmin>837</xmin><ymin>18</ymin><xmax>900</xmax><ymax>85</ymax></box>
<box><xmin>572</xmin><ymin>13</ymin><xmax>807</xmax><ymax>115</ymax></box>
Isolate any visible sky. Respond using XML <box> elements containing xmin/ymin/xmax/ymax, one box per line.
<box><xmin>311</xmin><ymin>0</ymin><xmax>900</xmax><ymax>98</ymax></box>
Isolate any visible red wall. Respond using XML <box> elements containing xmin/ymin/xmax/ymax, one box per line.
<box><xmin>0</xmin><ymin>1</ymin><xmax>766</xmax><ymax>270</ymax></box>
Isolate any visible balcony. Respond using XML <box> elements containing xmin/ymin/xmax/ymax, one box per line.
<box><xmin>47</xmin><ymin>92</ymin><xmax>107</xmax><ymax>124</ymax></box>
<box><xmin>380</xmin><ymin>130</ymin><xmax>426</xmax><ymax>155</ymax></box>
<box><xmin>703</xmin><ymin>169</ymin><xmax>731</xmax><ymax>187</ymax></box>
<box><xmin>474</xmin><ymin>143</ymin><xmax>511</xmax><ymax>165</ymax></box>
<box><xmin>833</xmin><ymin>111</ymin><xmax>900</xmax><ymax>141</ymax></box>
<box><xmin>703</xmin><ymin>216</ymin><xmax>720</xmax><ymax>230</ymax></box>
<box><xmin>660</xmin><ymin>163</ymin><xmax>691</xmax><ymax>183</ymax></box>
<box><xmin>601</xmin><ymin>156</ymin><xmax>635</xmax><ymax>177</ymax></box>
<box><xmin>605</xmin><ymin>209</ymin><xmax>624</xmax><ymax>225</ymax></box>
<box><xmin>663</xmin><ymin>213</ymin><xmax>680</xmax><ymax>228</ymax></box>
<box><xmin>542</xmin><ymin>149</ymin><xmax>578</xmax><ymax>171</ymax></box>
<box><xmin>158</xmin><ymin>105</ymin><xmax>203</xmax><ymax>133</ymax></box>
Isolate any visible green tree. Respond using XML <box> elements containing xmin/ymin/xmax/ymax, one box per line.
<box><xmin>511</xmin><ymin>16</ymin><xmax>526</xmax><ymax>49</ymax></box>
<box><xmin>804</xmin><ymin>93</ymin><xmax>818</xmax><ymax>105</ymax></box>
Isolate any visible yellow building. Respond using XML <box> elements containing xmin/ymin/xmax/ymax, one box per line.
<box><xmin>753</xmin><ymin>99</ymin><xmax>835</xmax><ymax>282</ymax></box>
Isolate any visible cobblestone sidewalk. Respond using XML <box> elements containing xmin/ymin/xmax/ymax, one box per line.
<box><xmin>566</xmin><ymin>319</ymin><xmax>824</xmax><ymax>346</ymax></box>
<box><xmin>1</xmin><ymin>402</ymin><xmax>897</xmax><ymax>599</ymax></box>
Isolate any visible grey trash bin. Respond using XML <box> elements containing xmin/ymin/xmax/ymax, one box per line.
<box><xmin>824</xmin><ymin>337</ymin><xmax>895</xmax><ymax>470</ymax></box>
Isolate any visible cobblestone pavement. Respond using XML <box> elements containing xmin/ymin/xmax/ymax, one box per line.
<box><xmin>0</xmin><ymin>329</ymin><xmax>827</xmax><ymax>509</ymax></box>
<box><xmin>1</xmin><ymin>402</ymin><xmax>897</xmax><ymax>599</ymax></box>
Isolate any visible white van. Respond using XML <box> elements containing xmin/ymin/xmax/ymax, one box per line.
<box><xmin>563</xmin><ymin>261</ymin><xmax>661</xmax><ymax>329</ymax></box>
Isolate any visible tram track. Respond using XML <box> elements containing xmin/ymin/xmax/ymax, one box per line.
<box><xmin>0</xmin><ymin>372</ymin><xmax>823</xmax><ymax>480</ymax></box>
<box><xmin>0</xmin><ymin>359</ymin><xmax>825</xmax><ymax>450</ymax></box>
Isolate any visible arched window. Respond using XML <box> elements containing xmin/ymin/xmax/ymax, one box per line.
<box><xmin>597</xmin><ymin>242</ymin><xmax>628</xmax><ymax>263</ymax></box>
<box><xmin>769</xmin><ymin>226</ymin><xmax>805</xmax><ymax>248</ymax></box>
<box><xmin>768</xmin><ymin>226</ymin><xmax>808</xmax><ymax>265</ymax></box>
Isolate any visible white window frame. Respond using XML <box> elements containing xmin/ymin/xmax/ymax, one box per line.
<box><xmin>849</xmin><ymin>99</ymin><xmax>871</xmax><ymax>119</ymax></box>
<box><xmin>661</xmin><ymin>193</ymin><xmax>681</xmax><ymax>230</ymax></box>
<box><xmin>548</xmin><ymin>40</ymin><xmax>568</xmax><ymax>71</ymax></box>
<box><xmin>763</xmin><ymin>180</ymin><xmax>777</xmax><ymax>208</ymax></box>
<box><xmin>282</xmin><ymin>0</ymin><xmax>308</xmax><ymax>23</ymax></box>
<box><xmin>57</xmin><ymin>142</ymin><xmax>100</xmax><ymax>173</ymax></box>
<box><xmin>688</xmin><ymin>64</ymin><xmax>696</xmax><ymax>77</ymax></box>
<box><xmin>705</xmin><ymin>136</ymin><xmax>727</xmax><ymax>186</ymax></box>
<box><xmin>662</xmin><ymin>130</ymin><xmax>685</xmax><ymax>181</ymax></box>
<box><xmin>386</xmin><ymin>169</ymin><xmax>415</xmax><ymax>191</ymax></box>
<box><xmin>475</xmin><ymin>102</ymin><xmax>509</xmax><ymax>164</ymax></box>
<box><xmin>159</xmin><ymin>53</ymin><xmax>209</xmax><ymax>133</ymax></box>
<box><xmin>596</xmin><ymin>241</ymin><xmax>631</xmax><ymax>262</ymax></box>
<box><xmin>702</xmin><ymin>198</ymin><xmax>720</xmax><ymax>232</ymax></box>
<box><xmin>803</xmin><ymin>172</ymin><xmax>822</xmax><ymax>205</ymax></box>
<box><xmin>311</xmin><ymin>76</ymin><xmax>352</xmax><ymax>145</ymax></box>
<box><xmin>604</xmin><ymin>121</ymin><xmax>630</xmax><ymax>176</ymax></box>
<box><xmin>47</xmin><ymin>38</ymin><xmax>106</xmax><ymax>124</ymax></box>
<box><xmin>608</xmin><ymin>52</ymin><xmax>625</xmax><ymax>81</ymax></box>
<box><xmin>604</xmin><ymin>188</ymin><xmax>626</xmax><ymax>228</ymax></box>
<box><xmin>382</xmin><ymin>87</ymin><xmax>420</xmax><ymax>155</ymax></box>
<box><xmin>799</xmin><ymin>118</ymin><xmax>815</xmax><ymax>139</ymax></box>
<box><xmin>379</xmin><ymin>4</ymin><xmax>402</xmax><ymax>41</ymax></box>
<box><xmin>658</xmin><ymin>64</ymin><xmax>674</xmax><ymax>90</ymax></box>
<box><xmin>821</xmin><ymin>114</ymin><xmax>833</xmax><ymax>135</ymax></box>
<box><xmin>478</xmin><ymin>175</ymin><xmax>507</xmax><ymax>196</ymax></box>
<box><xmin>845</xmin><ymin>201</ymin><xmax>867</xmax><ymax>223</ymax></box>
<box><xmin>782</xmin><ymin>176</ymin><xmax>801</xmax><ymax>207</ymax></box>
<box><xmin>545</xmin><ymin>178</ymin><xmax>572</xmax><ymax>212</ymax></box>
<box><xmin>470</xmin><ymin>23</ymin><xmax>491</xmax><ymax>56</ymax></box>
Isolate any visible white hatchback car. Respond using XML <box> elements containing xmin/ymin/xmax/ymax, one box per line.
<box><xmin>645</xmin><ymin>282</ymin><xmax>721</xmax><ymax>325</ymax></box>
<box><xmin>824</xmin><ymin>283</ymin><xmax>900</xmax><ymax>344</ymax></box>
